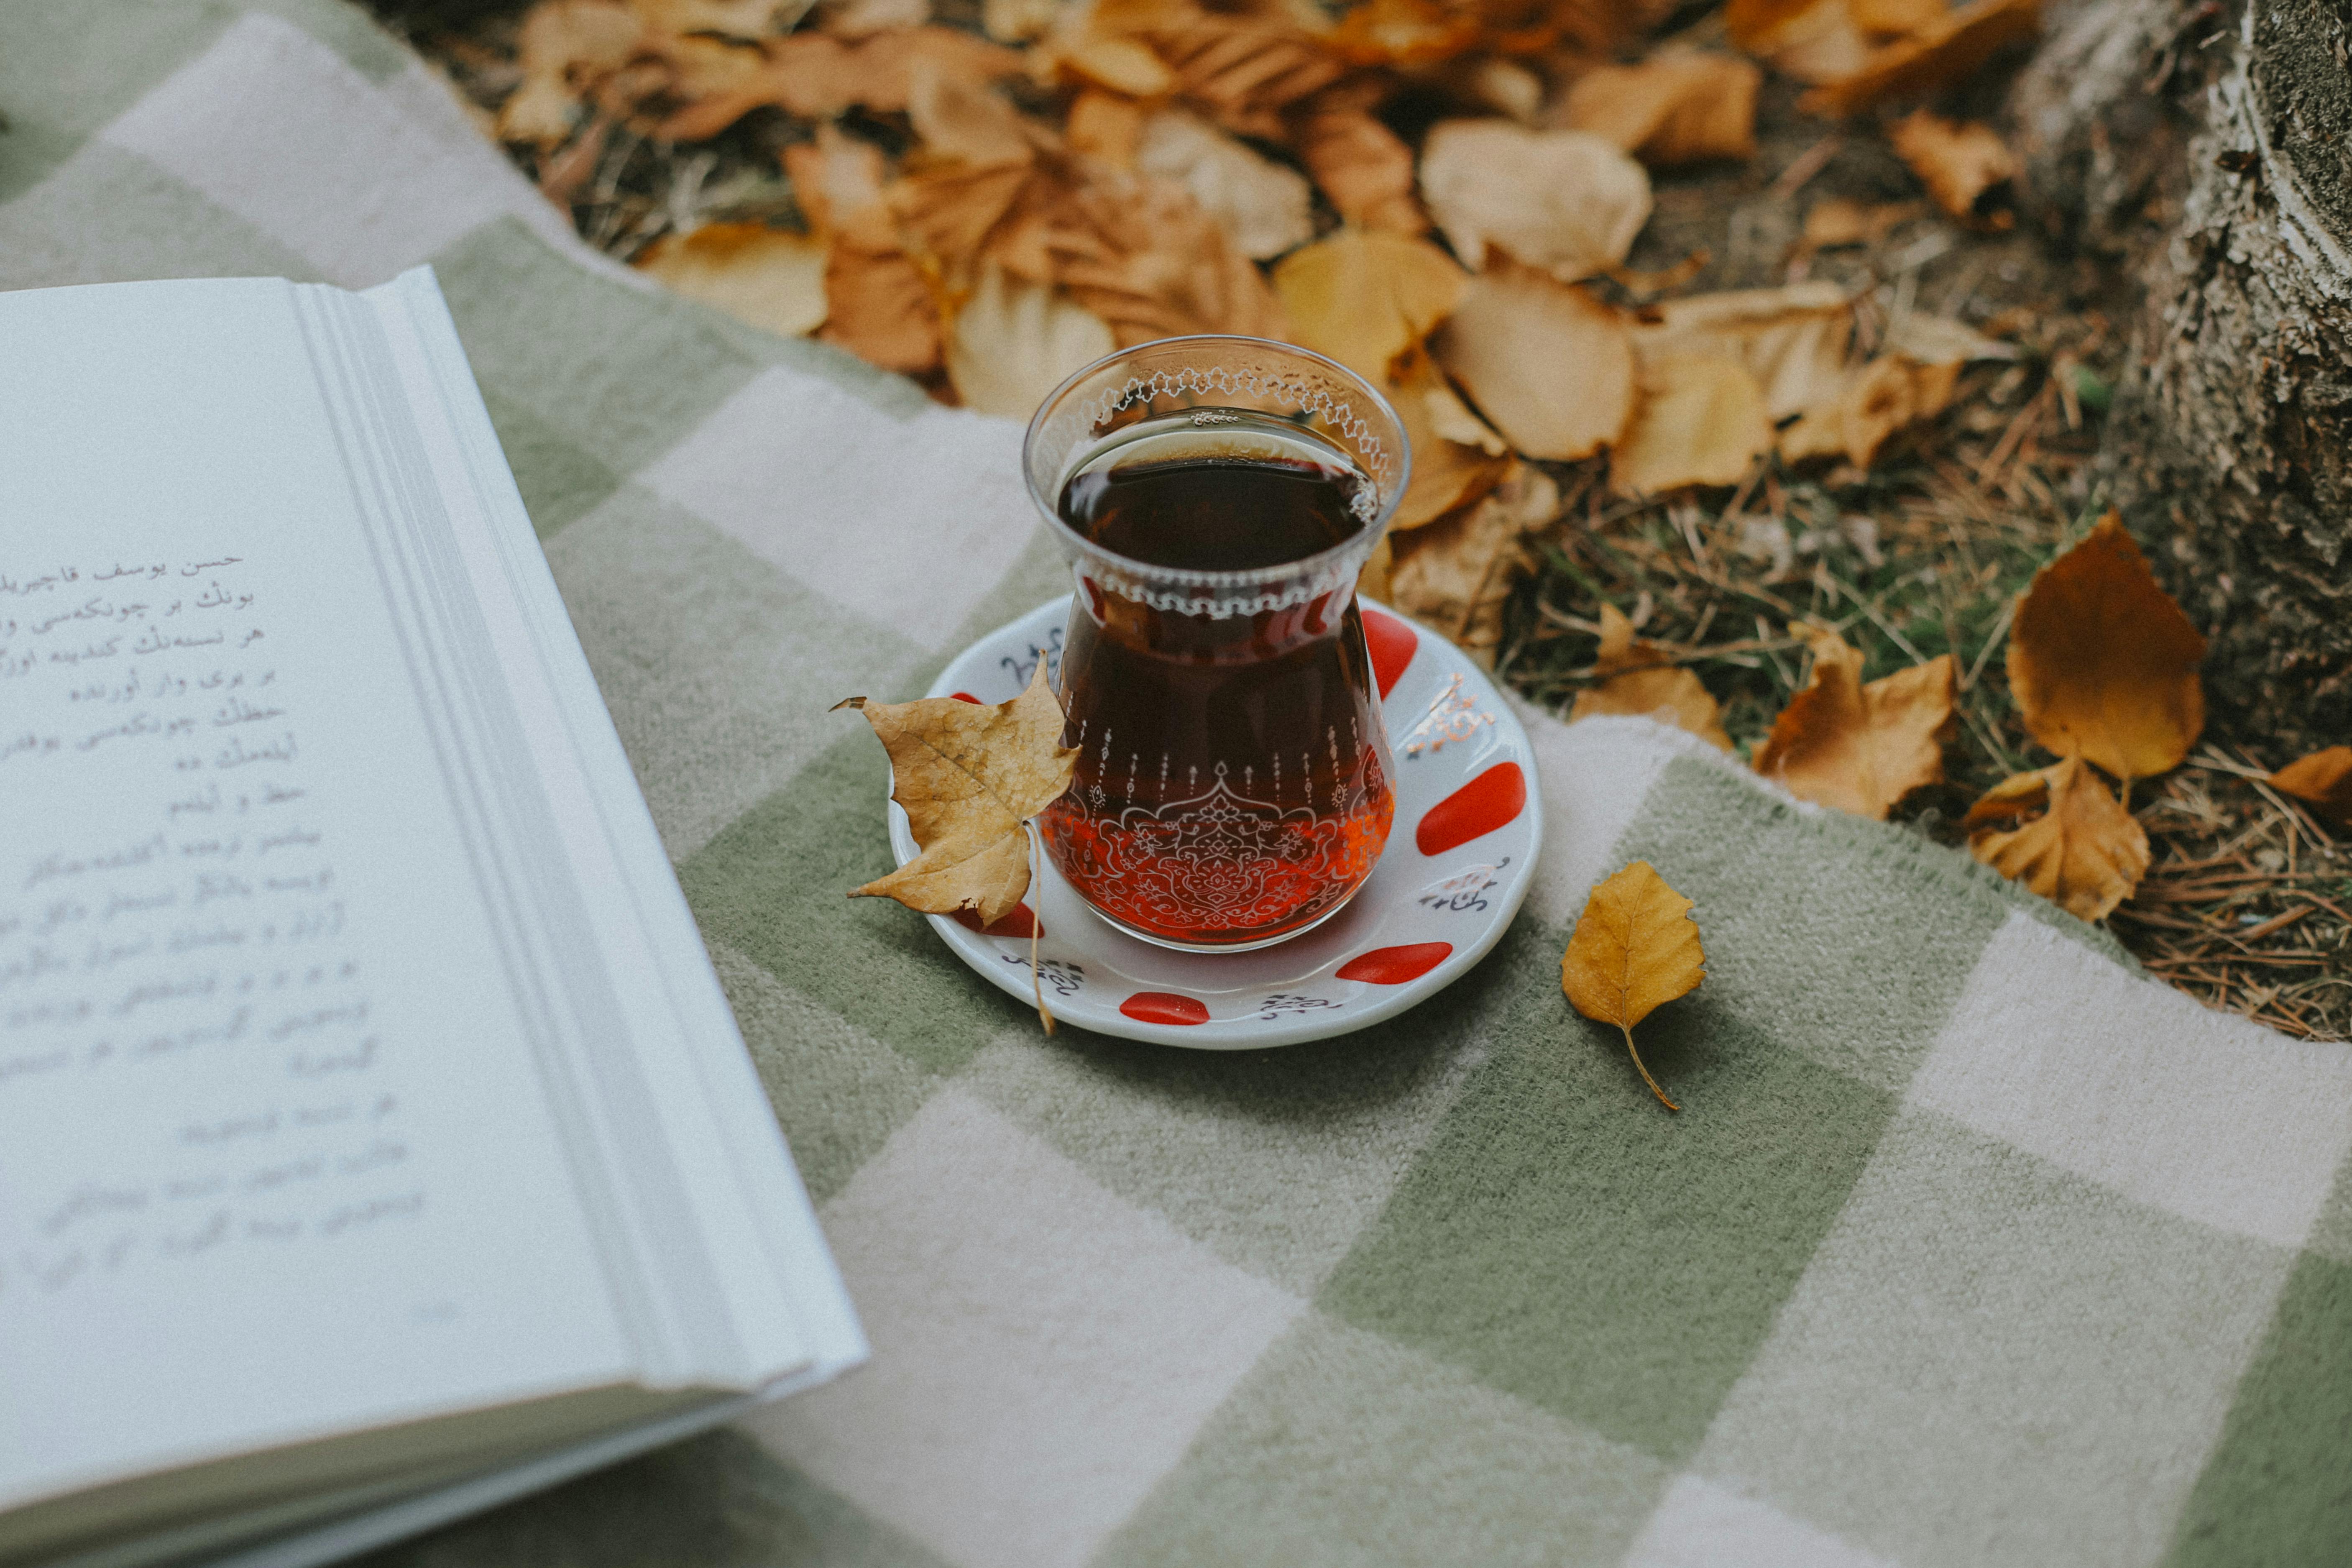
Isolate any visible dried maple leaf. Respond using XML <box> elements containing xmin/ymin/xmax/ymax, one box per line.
<box><xmin>1385</xmin><ymin>356</ymin><xmax>1512</xmax><ymax>529</ymax></box>
<box><xmin>1965</xmin><ymin>756</ymin><xmax>2151</xmax><ymax>921</ymax></box>
<box><xmin>836</xmin><ymin>664</ymin><xmax>1077</xmax><ymax>927</ymax></box>
<box><xmin>1420</xmin><ymin>120</ymin><xmax>1652</xmax><ymax>281</ymax></box>
<box><xmin>1752</xmin><ymin>624</ymin><xmax>1954</xmax><ymax>818</ymax></box>
<box><xmin>946</xmin><ymin>264</ymin><xmax>1116</xmax><ymax>418</ymax></box>
<box><xmin>2007</xmin><ymin>512</ymin><xmax>2207</xmax><ymax>780</ymax></box>
<box><xmin>2273</xmin><ymin>747</ymin><xmax>2352</xmax><ymax>825</ymax></box>
<box><xmin>634</xmin><ymin>222</ymin><xmax>830</xmax><ymax>337</ymax></box>
<box><xmin>1802</xmin><ymin>0</ymin><xmax>2041</xmax><ymax>118</ymax></box>
<box><xmin>1135</xmin><ymin>110</ymin><xmax>1315</xmax><ymax>261</ymax></box>
<box><xmin>1562</xmin><ymin>859</ymin><xmax>1705</xmax><ymax>1110</ymax></box>
<box><xmin>1889</xmin><ymin>110</ymin><xmax>2016</xmax><ymax>227</ymax></box>
<box><xmin>1046</xmin><ymin>172</ymin><xmax>1288</xmax><ymax>344</ymax></box>
<box><xmin>1429</xmin><ymin>258</ymin><xmax>1634</xmax><ymax>461</ymax></box>
<box><xmin>1271</xmin><ymin>228</ymin><xmax>1467</xmax><ymax>383</ymax></box>
<box><xmin>1570</xmin><ymin>604</ymin><xmax>1733</xmax><ymax>751</ymax></box>
<box><xmin>1611</xmin><ymin>353</ymin><xmax>1773</xmax><ymax>494</ymax></box>
<box><xmin>1387</xmin><ymin>460</ymin><xmax>1557</xmax><ymax>655</ymax></box>
<box><xmin>1295</xmin><ymin>107</ymin><xmax>1427</xmax><ymax>234</ymax></box>
<box><xmin>501</xmin><ymin>0</ymin><xmax>644</xmax><ymax>146</ymax></box>
<box><xmin>1557</xmin><ymin>49</ymin><xmax>1762</xmax><ymax>167</ymax></box>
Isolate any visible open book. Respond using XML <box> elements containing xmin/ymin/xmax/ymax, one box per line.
<box><xmin>0</xmin><ymin>271</ymin><xmax>864</xmax><ymax>1568</ymax></box>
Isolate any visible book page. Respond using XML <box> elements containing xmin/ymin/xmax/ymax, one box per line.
<box><xmin>0</xmin><ymin>280</ymin><xmax>635</xmax><ymax>1507</ymax></box>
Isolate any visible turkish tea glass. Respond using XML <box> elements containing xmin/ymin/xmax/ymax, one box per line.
<box><xmin>1023</xmin><ymin>336</ymin><xmax>1412</xmax><ymax>952</ymax></box>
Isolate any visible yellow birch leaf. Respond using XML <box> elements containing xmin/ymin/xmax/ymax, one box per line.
<box><xmin>834</xmin><ymin>664</ymin><xmax>1078</xmax><ymax>926</ymax></box>
<box><xmin>2272</xmin><ymin>746</ymin><xmax>2352</xmax><ymax>826</ymax></box>
<box><xmin>2006</xmin><ymin>512</ymin><xmax>2207</xmax><ymax>780</ymax></box>
<box><xmin>634</xmin><ymin>223</ymin><xmax>830</xmax><ymax>338</ymax></box>
<box><xmin>1611</xmin><ymin>353</ymin><xmax>1773</xmax><ymax>494</ymax></box>
<box><xmin>1751</xmin><ymin>624</ymin><xmax>1955</xmax><ymax>818</ymax></box>
<box><xmin>1271</xmin><ymin>228</ymin><xmax>1468</xmax><ymax>383</ymax></box>
<box><xmin>1569</xmin><ymin>604</ymin><xmax>1734</xmax><ymax>751</ymax></box>
<box><xmin>1965</xmin><ymin>755</ymin><xmax>2151</xmax><ymax>921</ymax></box>
<box><xmin>1429</xmin><ymin>258</ymin><xmax>1635</xmax><ymax>461</ymax></box>
<box><xmin>1419</xmin><ymin>120</ymin><xmax>1652</xmax><ymax>281</ymax></box>
<box><xmin>1562</xmin><ymin>859</ymin><xmax>1705</xmax><ymax>1110</ymax></box>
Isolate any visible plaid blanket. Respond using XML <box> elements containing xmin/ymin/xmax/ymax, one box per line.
<box><xmin>10</xmin><ymin>5</ymin><xmax>2352</xmax><ymax>1564</ymax></box>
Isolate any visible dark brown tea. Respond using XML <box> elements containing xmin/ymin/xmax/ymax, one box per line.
<box><xmin>1039</xmin><ymin>411</ymin><xmax>1395</xmax><ymax>949</ymax></box>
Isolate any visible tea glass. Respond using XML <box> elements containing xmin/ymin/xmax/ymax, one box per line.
<box><xmin>1021</xmin><ymin>336</ymin><xmax>1413</xmax><ymax>952</ymax></box>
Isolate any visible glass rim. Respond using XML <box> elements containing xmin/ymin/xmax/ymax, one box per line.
<box><xmin>1020</xmin><ymin>333</ymin><xmax>1414</xmax><ymax>595</ymax></box>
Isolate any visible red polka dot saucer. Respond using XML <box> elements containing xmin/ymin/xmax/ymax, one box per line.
<box><xmin>886</xmin><ymin>596</ymin><xmax>1542</xmax><ymax>1047</ymax></box>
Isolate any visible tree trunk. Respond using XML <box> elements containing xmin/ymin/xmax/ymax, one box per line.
<box><xmin>2010</xmin><ymin>0</ymin><xmax>2352</xmax><ymax>749</ymax></box>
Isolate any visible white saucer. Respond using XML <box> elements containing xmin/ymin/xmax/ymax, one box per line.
<box><xmin>889</xmin><ymin>596</ymin><xmax>1542</xmax><ymax>1048</ymax></box>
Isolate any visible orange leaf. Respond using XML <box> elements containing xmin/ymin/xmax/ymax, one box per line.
<box><xmin>1611</xmin><ymin>353</ymin><xmax>1773</xmax><ymax>494</ymax></box>
<box><xmin>1888</xmin><ymin>110</ymin><xmax>2016</xmax><ymax>227</ymax></box>
<box><xmin>2272</xmin><ymin>746</ymin><xmax>2352</xmax><ymax>826</ymax></box>
<box><xmin>1271</xmin><ymin>228</ymin><xmax>1467</xmax><ymax>383</ymax></box>
<box><xmin>1419</xmin><ymin>120</ymin><xmax>1652</xmax><ymax>281</ymax></box>
<box><xmin>1430</xmin><ymin>259</ymin><xmax>1633</xmax><ymax>462</ymax></box>
<box><xmin>1561</xmin><ymin>860</ymin><xmax>1705</xmax><ymax>1110</ymax></box>
<box><xmin>1558</xmin><ymin>50</ymin><xmax>1762</xmax><ymax>167</ymax></box>
<box><xmin>1965</xmin><ymin>756</ymin><xmax>2151</xmax><ymax>922</ymax></box>
<box><xmin>1801</xmin><ymin>0</ymin><xmax>2041</xmax><ymax>118</ymax></box>
<box><xmin>1752</xmin><ymin>624</ymin><xmax>1955</xmax><ymax>818</ymax></box>
<box><xmin>1569</xmin><ymin>604</ymin><xmax>1733</xmax><ymax>751</ymax></box>
<box><xmin>2006</xmin><ymin>512</ymin><xmax>2206</xmax><ymax>780</ymax></box>
<box><xmin>1386</xmin><ymin>461</ymin><xmax>1558</xmax><ymax>654</ymax></box>
<box><xmin>1295</xmin><ymin>108</ymin><xmax>1427</xmax><ymax>234</ymax></box>
<box><xmin>1384</xmin><ymin>356</ymin><xmax>1512</xmax><ymax>531</ymax></box>
<box><xmin>1725</xmin><ymin>0</ymin><xmax>1871</xmax><ymax>84</ymax></box>
<box><xmin>1044</xmin><ymin>173</ymin><xmax>1288</xmax><ymax>345</ymax></box>
<box><xmin>634</xmin><ymin>222</ymin><xmax>828</xmax><ymax>337</ymax></box>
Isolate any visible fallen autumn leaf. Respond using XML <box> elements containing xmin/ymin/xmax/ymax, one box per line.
<box><xmin>1430</xmin><ymin>258</ymin><xmax>1634</xmax><ymax>462</ymax></box>
<box><xmin>836</xmin><ymin>664</ymin><xmax>1078</xmax><ymax>927</ymax></box>
<box><xmin>1562</xmin><ymin>859</ymin><xmax>1706</xmax><ymax>1110</ymax></box>
<box><xmin>1569</xmin><ymin>604</ymin><xmax>1735</xmax><ymax>750</ymax></box>
<box><xmin>1420</xmin><ymin>120</ymin><xmax>1653</xmax><ymax>281</ymax></box>
<box><xmin>1751</xmin><ymin>623</ymin><xmax>1955</xmax><ymax>818</ymax></box>
<box><xmin>1965</xmin><ymin>755</ymin><xmax>2151</xmax><ymax>921</ymax></box>
<box><xmin>2272</xmin><ymin>746</ymin><xmax>2352</xmax><ymax>826</ymax></box>
<box><xmin>2007</xmin><ymin>512</ymin><xmax>2207</xmax><ymax>780</ymax></box>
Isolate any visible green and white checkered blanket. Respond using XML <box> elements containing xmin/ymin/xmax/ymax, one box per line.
<box><xmin>8</xmin><ymin>5</ymin><xmax>2350</xmax><ymax>1563</ymax></box>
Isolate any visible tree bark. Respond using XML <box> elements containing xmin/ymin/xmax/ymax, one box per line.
<box><xmin>2011</xmin><ymin>0</ymin><xmax>2352</xmax><ymax>748</ymax></box>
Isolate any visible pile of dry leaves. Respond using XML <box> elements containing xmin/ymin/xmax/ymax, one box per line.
<box><xmin>395</xmin><ymin>0</ymin><xmax>2347</xmax><ymax>1036</ymax></box>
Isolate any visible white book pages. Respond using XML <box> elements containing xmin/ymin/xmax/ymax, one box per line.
<box><xmin>0</xmin><ymin>270</ymin><xmax>862</xmax><ymax>1538</ymax></box>
<box><xmin>0</xmin><ymin>277</ymin><xmax>638</xmax><ymax>1509</ymax></box>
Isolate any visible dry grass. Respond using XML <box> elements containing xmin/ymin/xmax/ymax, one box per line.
<box><xmin>377</xmin><ymin>1</ymin><xmax>2347</xmax><ymax>1039</ymax></box>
